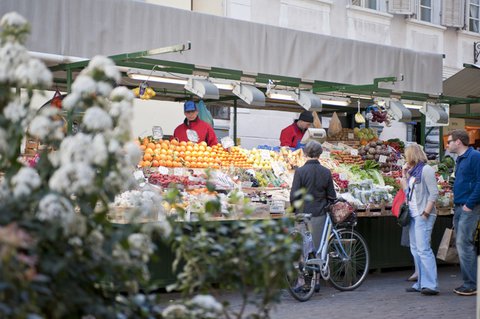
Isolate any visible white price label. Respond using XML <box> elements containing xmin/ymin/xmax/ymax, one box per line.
<box><xmin>348</xmin><ymin>133</ymin><xmax>354</xmax><ymax>140</ymax></box>
<box><xmin>438</xmin><ymin>175</ymin><xmax>445</xmax><ymax>183</ymax></box>
<box><xmin>133</xmin><ymin>170</ymin><xmax>145</xmax><ymax>180</ymax></box>
<box><xmin>339</xmin><ymin>173</ymin><xmax>347</xmax><ymax>181</ymax></box>
<box><xmin>350</xmin><ymin>149</ymin><xmax>358</xmax><ymax>156</ymax></box>
<box><xmin>158</xmin><ymin>166</ymin><xmax>169</xmax><ymax>175</ymax></box>
<box><xmin>174</xmin><ymin>168</ymin><xmax>185</xmax><ymax>176</ymax></box>
<box><xmin>260</xmin><ymin>150</ymin><xmax>271</xmax><ymax>160</ymax></box>
<box><xmin>321</xmin><ymin>151</ymin><xmax>331</xmax><ymax>159</ymax></box>
<box><xmin>432</xmin><ymin>165</ymin><xmax>438</xmax><ymax>172</ymax></box>
<box><xmin>396</xmin><ymin>159</ymin><xmax>405</xmax><ymax>166</ymax></box>
<box><xmin>379</xmin><ymin>155</ymin><xmax>387</xmax><ymax>163</ymax></box>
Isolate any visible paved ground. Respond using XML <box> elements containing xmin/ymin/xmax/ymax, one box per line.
<box><xmin>160</xmin><ymin>265</ymin><xmax>476</xmax><ymax>318</ymax></box>
<box><xmin>265</xmin><ymin>265</ymin><xmax>476</xmax><ymax>319</ymax></box>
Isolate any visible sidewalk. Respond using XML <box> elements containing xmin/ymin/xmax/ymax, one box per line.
<box><xmin>268</xmin><ymin>265</ymin><xmax>475</xmax><ymax>319</ymax></box>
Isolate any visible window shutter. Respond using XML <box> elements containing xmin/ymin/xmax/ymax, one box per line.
<box><xmin>388</xmin><ymin>0</ymin><xmax>414</xmax><ymax>14</ymax></box>
<box><xmin>441</xmin><ymin>0</ymin><xmax>465</xmax><ymax>28</ymax></box>
<box><xmin>351</xmin><ymin>0</ymin><xmax>362</xmax><ymax>5</ymax></box>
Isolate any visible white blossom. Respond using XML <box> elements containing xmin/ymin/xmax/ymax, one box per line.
<box><xmin>68</xmin><ymin>236</ymin><xmax>83</xmax><ymax>247</ymax></box>
<box><xmin>124</xmin><ymin>142</ymin><xmax>142</xmax><ymax>166</ymax></box>
<box><xmin>83</xmin><ymin>106</ymin><xmax>113</xmax><ymax>131</ymax></box>
<box><xmin>96</xmin><ymin>81</ymin><xmax>113</xmax><ymax>97</ymax></box>
<box><xmin>0</xmin><ymin>42</ymin><xmax>29</xmax><ymax>83</ymax></box>
<box><xmin>91</xmin><ymin>134</ymin><xmax>108</xmax><ymax>166</ymax></box>
<box><xmin>108</xmin><ymin>139</ymin><xmax>120</xmax><ymax>154</ymax></box>
<box><xmin>87</xmin><ymin>56</ymin><xmax>120</xmax><ymax>83</ymax></box>
<box><xmin>11</xmin><ymin>167</ymin><xmax>41</xmax><ymax>198</ymax></box>
<box><xmin>141</xmin><ymin>218</ymin><xmax>172</xmax><ymax>238</ymax></box>
<box><xmin>49</xmin><ymin>162</ymin><xmax>96</xmax><ymax>195</ymax></box>
<box><xmin>71</xmin><ymin>75</ymin><xmax>96</xmax><ymax>96</ymax></box>
<box><xmin>127</xmin><ymin>233</ymin><xmax>154</xmax><ymax>263</ymax></box>
<box><xmin>61</xmin><ymin>92</ymin><xmax>80</xmax><ymax>111</ymax></box>
<box><xmin>28</xmin><ymin>106</ymin><xmax>64</xmax><ymax>141</ymax></box>
<box><xmin>15</xmin><ymin>58</ymin><xmax>52</xmax><ymax>87</ymax></box>
<box><xmin>161</xmin><ymin>304</ymin><xmax>189</xmax><ymax>319</ymax></box>
<box><xmin>112</xmin><ymin>244</ymin><xmax>131</xmax><ymax>264</ymax></box>
<box><xmin>4</xmin><ymin>99</ymin><xmax>27</xmax><ymax>124</ymax></box>
<box><xmin>110</xmin><ymin>86</ymin><xmax>134</xmax><ymax>102</ymax></box>
<box><xmin>0</xmin><ymin>12</ymin><xmax>27</xmax><ymax>28</ymax></box>
<box><xmin>36</xmin><ymin>193</ymin><xmax>75</xmax><ymax>229</ymax></box>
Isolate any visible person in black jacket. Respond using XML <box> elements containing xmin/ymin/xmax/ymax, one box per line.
<box><xmin>290</xmin><ymin>140</ymin><xmax>337</xmax><ymax>251</ymax></box>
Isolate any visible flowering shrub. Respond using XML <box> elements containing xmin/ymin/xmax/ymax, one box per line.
<box><xmin>0</xmin><ymin>12</ymin><xmax>301</xmax><ymax>319</ymax></box>
<box><xmin>0</xmin><ymin>12</ymin><xmax>169</xmax><ymax>318</ymax></box>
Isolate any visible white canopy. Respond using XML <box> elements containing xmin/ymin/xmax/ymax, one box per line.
<box><xmin>1</xmin><ymin>0</ymin><xmax>443</xmax><ymax>95</ymax></box>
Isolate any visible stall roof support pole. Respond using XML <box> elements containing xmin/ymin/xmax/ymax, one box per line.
<box><xmin>420</xmin><ymin>114</ymin><xmax>426</xmax><ymax>147</ymax></box>
<box><xmin>233</xmin><ymin>99</ymin><xmax>238</xmax><ymax>146</ymax></box>
<box><xmin>439</xmin><ymin>126</ymin><xmax>444</xmax><ymax>160</ymax></box>
<box><xmin>66</xmin><ymin>67</ymin><xmax>73</xmax><ymax>134</ymax></box>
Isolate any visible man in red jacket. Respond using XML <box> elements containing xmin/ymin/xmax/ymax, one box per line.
<box><xmin>279</xmin><ymin>111</ymin><xmax>314</xmax><ymax>148</ymax></box>
<box><xmin>173</xmin><ymin>101</ymin><xmax>218</xmax><ymax>146</ymax></box>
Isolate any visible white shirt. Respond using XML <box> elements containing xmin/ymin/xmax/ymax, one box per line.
<box><xmin>408</xmin><ymin>177</ymin><xmax>420</xmax><ymax>217</ymax></box>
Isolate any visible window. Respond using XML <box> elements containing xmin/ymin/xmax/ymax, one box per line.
<box><xmin>419</xmin><ymin>0</ymin><xmax>432</xmax><ymax>22</ymax></box>
<box><xmin>351</xmin><ymin>0</ymin><xmax>379</xmax><ymax>10</ymax></box>
<box><xmin>470</xmin><ymin>0</ymin><xmax>480</xmax><ymax>32</ymax></box>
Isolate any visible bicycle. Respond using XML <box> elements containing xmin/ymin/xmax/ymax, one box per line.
<box><xmin>285</xmin><ymin>201</ymin><xmax>370</xmax><ymax>302</ymax></box>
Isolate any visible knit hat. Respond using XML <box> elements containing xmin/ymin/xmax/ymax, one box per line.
<box><xmin>184</xmin><ymin>101</ymin><xmax>197</xmax><ymax>112</ymax></box>
<box><xmin>298</xmin><ymin>111</ymin><xmax>313</xmax><ymax>123</ymax></box>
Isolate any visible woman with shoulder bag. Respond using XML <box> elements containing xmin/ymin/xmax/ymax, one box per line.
<box><xmin>400</xmin><ymin>144</ymin><xmax>439</xmax><ymax>295</ymax></box>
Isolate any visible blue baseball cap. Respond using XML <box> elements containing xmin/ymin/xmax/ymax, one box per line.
<box><xmin>184</xmin><ymin>101</ymin><xmax>197</xmax><ymax>112</ymax></box>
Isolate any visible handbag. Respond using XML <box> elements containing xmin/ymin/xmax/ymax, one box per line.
<box><xmin>328</xmin><ymin>199</ymin><xmax>355</xmax><ymax>224</ymax></box>
<box><xmin>436</xmin><ymin>228</ymin><xmax>459</xmax><ymax>263</ymax></box>
<box><xmin>391</xmin><ymin>189</ymin><xmax>406</xmax><ymax>218</ymax></box>
<box><xmin>396</xmin><ymin>183</ymin><xmax>415</xmax><ymax>227</ymax></box>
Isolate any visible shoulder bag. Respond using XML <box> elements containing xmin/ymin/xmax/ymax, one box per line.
<box><xmin>397</xmin><ymin>182</ymin><xmax>415</xmax><ymax>227</ymax></box>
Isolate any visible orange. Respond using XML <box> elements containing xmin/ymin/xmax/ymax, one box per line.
<box><xmin>143</xmin><ymin>160</ymin><xmax>151</xmax><ymax>167</ymax></box>
<box><xmin>147</xmin><ymin>142</ymin><xmax>156</xmax><ymax>150</ymax></box>
<box><xmin>159</xmin><ymin>154</ymin><xmax>167</xmax><ymax>160</ymax></box>
<box><xmin>199</xmin><ymin>145</ymin><xmax>206</xmax><ymax>152</ymax></box>
<box><xmin>145</xmin><ymin>147</ymin><xmax>154</xmax><ymax>154</ymax></box>
<box><xmin>159</xmin><ymin>159</ymin><xmax>166</xmax><ymax>166</ymax></box>
<box><xmin>171</xmin><ymin>139</ymin><xmax>179</xmax><ymax>146</ymax></box>
<box><xmin>161</xmin><ymin>142</ymin><xmax>169</xmax><ymax>150</ymax></box>
<box><xmin>166</xmin><ymin>160</ymin><xmax>173</xmax><ymax>167</ymax></box>
<box><xmin>180</xmin><ymin>141</ymin><xmax>187</xmax><ymax>146</ymax></box>
<box><xmin>140</xmin><ymin>145</ymin><xmax>146</xmax><ymax>151</ymax></box>
<box><xmin>199</xmin><ymin>141</ymin><xmax>207</xmax><ymax>147</ymax></box>
<box><xmin>152</xmin><ymin>160</ymin><xmax>160</xmax><ymax>167</ymax></box>
<box><xmin>142</xmin><ymin>137</ymin><xmax>150</xmax><ymax>145</ymax></box>
<box><xmin>138</xmin><ymin>160</ymin><xmax>144</xmax><ymax>167</ymax></box>
<box><xmin>143</xmin><ymin>153</ymin><xmax>153</xmax><ymax>161</ymax></box>
<box><xmin>186</xmin><ymin>145</ymin><xmax>193</xmax><ymax>152</ymax></box>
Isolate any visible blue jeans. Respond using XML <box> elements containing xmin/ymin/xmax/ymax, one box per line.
<box><xmin>453</xmin><ymin>204</ymin><xmax>480</xmax><ymax>290</ymax></box>
<box><xmin>409</xmin><ymin>214</ymin><xmax>438</xmax><ymax>291</ymax></box>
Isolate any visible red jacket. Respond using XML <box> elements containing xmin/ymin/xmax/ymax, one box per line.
<box><xmin>173</xmin><ymin>117</ymin><xmax>218</xmax><ymax>146</ymax></box>
<box><xmin>280</xmin><ymin>122</ymin><xmax>305</xmax><ymax>148</ymax></box>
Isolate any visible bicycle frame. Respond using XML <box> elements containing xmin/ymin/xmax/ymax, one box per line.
<box><xmin>304</xmin><ymin>213</ymin><xmax>350</xmax><ymax>278</ymax></box>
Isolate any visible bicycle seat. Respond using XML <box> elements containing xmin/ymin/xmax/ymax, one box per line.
<box><xmin>295</xmin><ymin>213</ymin><xmax>312</xmax><ymax>221</ymax></box>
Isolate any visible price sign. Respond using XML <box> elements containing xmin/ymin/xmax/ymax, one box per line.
<box><xmin>158</xmin><ymin>166</ymin><xmax>169</xmax><ymax>175</ymax></box>
<box><xmin>350</xmin><ymin>149</ymin><xmax>358</xmax><ymax>156</ymax></box>
<box><xmin>260</xmin><ymin>150</ymin><xmax>271</xmax><ymax>160</ymax></box>
<box><xmin>174</xmin><ymin>168</ymin><xmax>185</xmax><ymax>176</ymax></box>
<box><xmin>133</xmin><ymin>170</ymin><xmax>145</xmax><ymax>180</ymax></box>
<box><xmin>271</xmin><ymin>161</ymin><xmax>285</xmax><ymax>177</ymax></box>
<box><xmin>379</xmin><ymin>155</ymin><xmax>387</xmax><ymax>163</ymax></box>
<box><xmin>432</xmin><ymin>165</ymin><xmax>438</xmax><ymax>172</ymax></box>
<box><xmin>397</xmin><ymin>159</ymin><xmax>405</xmax><ymax>167</ymax></box>
<box><xmin>348</xmin><ymin>133</ymin><xmax>354</xmax><ymax>140</ymax></box>
<box><xmin>339</xmin><ymin>173</ymin><xmax>347</xmax><ymax>181</ymax></box>
<box><xmin>320</xmin><ymin>151</ymin><xmax>331</xmax><ymax>159</ymax></box>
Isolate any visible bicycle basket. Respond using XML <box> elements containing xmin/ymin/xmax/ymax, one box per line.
<box><xmin>328</xmin><ymin>199</ymin><xmax>355</xmax><ymax>224</ymax></box>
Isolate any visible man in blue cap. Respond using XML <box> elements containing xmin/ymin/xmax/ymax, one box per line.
<box><xmin>173</xmin><ymin>101</ymin><xmax>218</xmax><ymax>146</ymax></box>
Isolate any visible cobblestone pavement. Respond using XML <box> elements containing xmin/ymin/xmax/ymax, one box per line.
<box><xmin>266</xmin><ymin>265</ymin><xmax>476</xmax><ymax>319</ymax></box>
<box><xmin>160</xmin><ymin>265</ymin><xmax>476</xmax><ymax>319</ymax></box>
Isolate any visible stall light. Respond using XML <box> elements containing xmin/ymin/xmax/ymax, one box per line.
<box><xmin>233</xmin><ymin>83</ymin><xmax>265</xmax><ymax>106</ymax></box>
<box><xmin>294</xmin><ymin>90</ymin><xmax>322</xmax><ymax>111</ymax></box>
<box><xmin>266</xmin><ymin>89</ymin><xmax>295</xmax><ymax>101</ymax></box>
<box><xmin>320</xmin><ymin>99</ymin><xmax>350</xmax><ymax>107</ymax></box>
<box><xmin>387</xmin><ymin>100</ymin><xmax>412</xmax><ymax>122</ymax></box>
<box><xmin>402</xmin><ymin>103</ymin><xmax>424</xmax><ymax>110</ymax></box>
<box><xmin>127</xmin><ymin>72</ymin><xmax>188</xmax><ymax>85</ymax></box>
<box><xmin>184</xmin><ymin>78</ymin><xmax>219</xmax><ymax>99</ymax></box>
<box><xmin>212</xmin><ymin>82</ymin><xmax>234</xmax><ymax>90</ymax></box>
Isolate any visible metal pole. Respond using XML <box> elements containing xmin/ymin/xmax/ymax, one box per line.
<box><xmin>233</xmin><ymin>99</ymin><xmax>238</xmax><ymax>146</ymax></box>
<box><xmin>420</xmin><ymin>114</ymin><xmax>426</xmax><ymax>146</ymax></box>
<box><xmin>66</xmin><ymin>67</ymin><xmax>73</xmax><ymax>134</ymax></box>
<box><xmin>439</xmin><ymin>126</ymin><xmax>444</xmax><ymax>160</ymax></box>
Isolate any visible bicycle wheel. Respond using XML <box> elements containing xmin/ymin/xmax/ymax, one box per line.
<box><xmin>285</xmin><ymin>231</ymin><xmax>317</xmax><ymax>302</ymax></box>
<box><xmin>328</xmin><ymin>229</ymin><xmax>369</xmax><ymax>291</ymax></box>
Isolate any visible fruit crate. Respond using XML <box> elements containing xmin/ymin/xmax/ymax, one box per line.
<box><xmin>24</xmin><ymin>136</ymin><xmax>40</xmax><ymax>157</ymax></box>
<box><xmin>357</xmin><ymin>202</ymin><xmax>391</xmax><ymax>217</ymax></box>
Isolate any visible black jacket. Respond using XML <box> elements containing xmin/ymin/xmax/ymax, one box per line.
<box><xmin>290</xmin><ymin>159</ymin><xmax>336</xmax><ymax>217</ymax></box>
